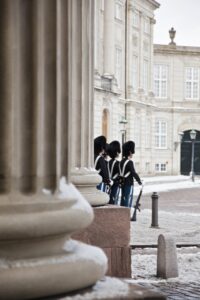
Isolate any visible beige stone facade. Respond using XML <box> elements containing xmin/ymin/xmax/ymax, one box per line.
<box><xmin>94</xmin><ymin>0</ymin><xmax>200</xmax><ymax>176</ymax></box>
<box><xmin>94</xmin><ymin>0</ymin><xmax>160</xmax><ymax>174</ymax></box>
<box><xmin>153</xmin><ymin>44</ymin><xmax>200</xmax><ymax>175</ymax></box>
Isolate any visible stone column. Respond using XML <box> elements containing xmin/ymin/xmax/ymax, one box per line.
<box><xmin>0</xmin><ymin>0</ymin><xmax>12</xmax><ymax>194</ymax></box>
<box><xmin>68</xmin><ymin>0</ymin><xmax>109</xmax><ymax>206</ymax></box>
<box><xmin>149</xmin><ymin>18</ymin><xmax>156</xmax><ymax>93</ymax></box>
<box><xmin>126</xmin><ymin>2</ymin><xmax>134</xmax><ymax>97</ymax></box>
<box><xmin>103</xmin><ymin>0</ymin><xmax>115</xmax><ymax>77</ymax></box>
<box><xmin>0</xmin><ymin>1</ymin><xmax>107</xmax><ymax>299</ymax></box>
<box><xmin>35</xmin><ymin>0</ymin><xmax>57</xmax><ymax>192</ymax></box>
<box><xmin>139</xmin><ymin>12</ymin><xmax>144</xmax><ymax>90</ymax></box>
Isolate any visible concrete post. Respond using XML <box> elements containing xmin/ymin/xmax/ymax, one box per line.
<box><xmin>157</xmin><ymin>234</ymin><xmax>179</xmax><ymax>279</ymax></box>
<box><xmin>151</xmin><ymin>192</ymin><xmax>159</xmax><ymax>228</ymax></box>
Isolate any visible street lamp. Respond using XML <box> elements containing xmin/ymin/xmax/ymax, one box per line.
<box><xmin>190</xmin><ymin>129</ymin><xmax>197</xmax><ymax>182</ymax></box>
<box><xmin>179</xmin><ymin>130</ymin><xmax>198</xmax><ymax>182</ymax></box>
<box><xmin>119</xmin><ymin>117</ymin><xmax>128</xmax><ymax>145</ymax></box>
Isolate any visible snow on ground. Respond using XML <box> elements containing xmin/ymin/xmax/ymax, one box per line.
<box><xmin>130</xmin><ymin>176</ymin><xmax>200</xmax><ymax>285</ymax></box>
<box><xmin>130</xmin><ymin>209</ymin><xmax>200</xmax><ymax>245</ymax></box>
<box><xmin>131</xmin><ymin>247</ymin><xmax>200</xmax><ymax>284</ymax></box>
<box><xmin>134</xmin><ymin>175</ymin><xmax>200</xmax><ymax>196</ymax></box>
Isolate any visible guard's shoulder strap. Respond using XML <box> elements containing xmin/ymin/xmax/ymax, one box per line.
<box><xmin>108</xmin><ymin>160</ymin><xmax>117</xmax><ymax>179</ymax></box>
<box><xmin>119</xmin><ymin>159</ymin><xmax>130</xmax><ymax>178</ymax></box>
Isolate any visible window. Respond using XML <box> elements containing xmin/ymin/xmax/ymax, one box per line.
<box><xmin>155</xmin><ymin>120</ymin><xmax>167</xmax><ymax>149</ymax></box>
<box><xmin>185</xmin><ymin>67</ymin><xmax>199</xmax><ymax>100</ymax></box>
<box><xmin>134</xmin><ymin>115</ymin><xmax>141</xmax><ymax>147</ymax></box>
<box><xmin>132</xmin><ymin>55</ymin><xmax>138</xmax><ymax>90</ymax></box>
<box><xmin>143</xmin><ymin>60</ymin><xmax>148</xmax><ymax>92</ymax></box>
<box><xmin>135</xmin><ymin>162</ymin><xmax>140</xmax><ymax>170</ymax></box>
<box><xmin>155</xmin><ymin>163</ymin><xmax>166</xmax><ymax>172</ymax></box>
<box><xmin>133</xmin><ymin>11</ymin><xmax>139</xmax><ymax>27</ymax></box>
<box><xmin>145</xmin><ymin>162</ymin><xmax>150</xmax><ymax>173</ymax></box>
<box><xmin>145</xmin><ymin>118</ymin><xmax>151</xmax><ymax>148</ymax></box>
<box><xmin>154</xmin><ymin>64</ymin><xmax>168</xmax><ymax>98</ymax></box>
<box><xmin>144</xmin><ymin>18</ymin><xmax>150</xmax><ymax>34</ymax></box>
<box><xmin>102</xmin><ymin>109</ymin><xmax>109</xmax><ymax>139</ymax></box>
<box><xmin>115</xmin><ymin>47</ymin><xmax>122</xmax><ymax>88</ymax></box>
<box><xmin>115</xmin><ymin>2</ymin><xmax>122</xmax><ymax>20</ymax></box>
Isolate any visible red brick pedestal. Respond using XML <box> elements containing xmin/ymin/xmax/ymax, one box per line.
<box><xmin>73</xmin><ymin>205</ymin><xmax>131</xmax><ymax>278</ymax></box>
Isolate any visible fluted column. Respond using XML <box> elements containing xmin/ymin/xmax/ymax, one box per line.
<box><xmin>35</xmin><ymin>0</ymin><xmax>57</xmax><ymax>191</ymax></box>
<box><xmin>68</xmin><ymin>0</ymin><xmax>109</xmax><ymax>206</ymax></box>
<box><xmin>0</xmin><ymin>1</ymin><xmax>107</xmax><ymax>299</ymax></box>
<box><xmin>103</xmin><ymin>0</ymin><xmax>115</xmax><ymax>76</ymax></box>
<box><xmin>139</xmin><ymin>12</ymin><xmax>144</xmax><ymax>89</ymax></box>
<box><xmin>149</xmin><ymin>18</ymin><xmax>156</xmax><ymax>93</ymax></box>
<box><xmin>0</xmin><ymin>1</ymin><xmax>12</xmax><ymax>193</ymax></box>
<box><xmin>126</xmin><ymin>2</ymin><xmax>134</xmax><ymax>97</ymax></box>
<box><xmin>56</xmin><ymin>0</ymin><xmax>69</xmax><ymax>183</ymax></box>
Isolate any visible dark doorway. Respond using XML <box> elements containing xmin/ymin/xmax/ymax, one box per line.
<box><xmin>180</xmin><ymin>130</ymin><xmax>200</xmax><ymax>175</ymax></box>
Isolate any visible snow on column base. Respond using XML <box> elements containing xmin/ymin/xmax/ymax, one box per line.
<box><xmin>0</xmin><ymin>240</ymin><xmax>108</xmax><ymax>300</ymax></box>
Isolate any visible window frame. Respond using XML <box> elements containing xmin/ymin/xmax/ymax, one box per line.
<box><xmin>154</xmin><ymin>64</ymin><xmax>168</xmax><ymax>99</ymax></box>
<box><xmin>155</xmin><ymin>120</ymin><xmax>167</xmax><ymax>149</ymax></box>
<box><xmin>115</xmin><ymin>2</ymin><xmax>123</xmax><ymax>21</ymax></box>
<box><xmin>134</xmin><ymin>115</ymin><xmax>141</xmax><ymax>148</ymax></box>
<box><xmin>155</xmin><ymin>163</ymin><xmax>167</xmax><ymax>173</ymax></box>
<box><xmin>143</xmin><ymin>59</ymin><xmax>149</xmax><ymax>92</ymax></box>
<box><xmin>133</xmin><ymin>10</ymin><xmax>139</xmax><ymax>28</ymax></box>
<box><xmin>132</xmin><ymin>55</ymin><xmax>138</xmax><ymax>90</ymax></box>
<box><xmin>115</xmin><ymin>47</ymin><xmax>122</xmax><ymax>88</ymax></box>
<box><xmin>185</xmin><ymin>67</ymin><xmax>199</xmax><ymax>100</ymax></box>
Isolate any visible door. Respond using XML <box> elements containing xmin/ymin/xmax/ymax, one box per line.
<box><xmin>181</xmin><ymin>130</ymin><xmax>200</xmax><ymax>175</ymax></box>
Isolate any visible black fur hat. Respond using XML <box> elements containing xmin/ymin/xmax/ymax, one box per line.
<box><xmin>122</xmin><ymin>141</ymin><xmax>135</xmax><ymax>157</ymax></box>
<box><xmin>107</xmin><ymin>140</ymin><xmax>121</xmax><ymax>159</ymax></box>
<box><xmin>94</xmin><ymin>135</ymin><xmax>107</xmax><ymax>155</ymax></box>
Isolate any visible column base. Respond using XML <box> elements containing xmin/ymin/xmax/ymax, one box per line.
<box><xmin>70</xmin><ymin>168</ymin><xmax>109</xmax><ymax>206</ymax></box>
<box><xmin>0</xmin><ymin>184</ymin><xmax>108</xmax><ymax>300</ymax></box>
<box><xmin>0</xmin><ymin>240</ymin><xmax>107</xmax><ymax>300</ymax></box>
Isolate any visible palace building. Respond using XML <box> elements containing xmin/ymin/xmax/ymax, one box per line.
<box><xmin>94</xmin><ymin>0</ymin><xmax>200</xmax><ymax>176</ymax></box>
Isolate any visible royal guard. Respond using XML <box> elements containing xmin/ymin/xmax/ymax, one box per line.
<box><xmin>119</xmin><ymin>141</ymin><xmax>142</xmax><ymax>207</ymax></box>
<box><xmin>94</xmin><ymin>136</ymin><xmax>110</xmax><ymax>192</ymax></box>
<box><xmin>107</xmin><ymin>140</ymin><xmax>121</xmax><ymax>204</ymax></box>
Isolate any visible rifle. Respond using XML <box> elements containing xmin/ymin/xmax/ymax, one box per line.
<box><xmin>131</xmin><ymin>184</ymin><xmax>143</xmax><ymax>221</ymax></box>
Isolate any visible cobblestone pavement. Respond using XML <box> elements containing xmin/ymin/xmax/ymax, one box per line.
<box><xmin>131</xmin><ymin>187</ymin><xmax>200</xmax><ymax>299</ymax></box>
<box><xmin>138</xmin><ymin>282</ymin><xmax>200</xmax><ymax>300</ymax></box>
<box><xmin>130</xmin><ymin>187</ymin><xmax>200</xmax><ymax>246</ymax></box>
<box><xmin>140</xmin><ymin>187</ymin><xmax>200</xmax><ymax>214</ymax></box>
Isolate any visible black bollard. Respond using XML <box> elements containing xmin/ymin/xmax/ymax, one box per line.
<box><xmin>151</xmin><ymin>192</ymin><xmax>159</xmax><ymax>228</ymax></box>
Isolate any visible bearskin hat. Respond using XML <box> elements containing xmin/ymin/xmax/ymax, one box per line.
<box><xmin>107</xmin><ymin>140</ymin><xmax>121</xmax><ymax>159</ymax></box>
<box><xmin>94</xmin><ymin>135</ymin><xmax>107</xmax><ymax>155</ymax></box>
<box><xmin>122</xmin><ymin>141</ymin><xmax>135</xmax><ymax>157</ymax></box>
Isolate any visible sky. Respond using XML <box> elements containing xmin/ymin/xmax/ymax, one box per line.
<box><xmin>154</xmin><ymin>0</ymin><xmax>200</xmax><ymax>47</ymax></box>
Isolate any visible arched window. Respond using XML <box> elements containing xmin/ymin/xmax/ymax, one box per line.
<box><xmin>102</xmin><ymin>109</ymin><xmax>109</xmax><ymax>139</ymax></box>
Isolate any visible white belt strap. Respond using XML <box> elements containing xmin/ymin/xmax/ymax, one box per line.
<box><xmin>119</xmin><ymin>159</ymin><xmax>130</xmax><ymax>178</ymax></box>
<box><xmin>108</xmin><ymin>160</ymin><xmax>117</xmax><ymax>180</ymax></box>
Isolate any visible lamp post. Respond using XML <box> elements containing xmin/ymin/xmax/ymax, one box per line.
<box><xmin>119</xmin><ymin>117</ymin><xmax>128</xmax><ymax>145</ymax></box>
<box><xmin>190</xmin><ymin>129</ymin><xmax>197</xmax><ymax>182</ymax></box>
